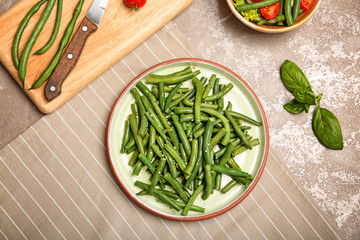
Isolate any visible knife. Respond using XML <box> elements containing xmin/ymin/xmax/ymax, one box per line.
<box><xmin>44</xmin><ymin>0</ymin><xmax>109</xmax><ymax>101</ymax></box>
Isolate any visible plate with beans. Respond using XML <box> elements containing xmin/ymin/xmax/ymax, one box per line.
<box><xmin>107</xmin><ymin>58</ymin><xmax>269</xmax><ymax>220</ymax></box>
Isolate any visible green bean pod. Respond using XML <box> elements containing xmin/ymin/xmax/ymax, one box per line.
<box><xmin>12</xmin><ymin>0</ymin><xmax>47</xmax><ymax>69</ymax></box>
<box><xmin>212</xmin><ymin>164</ymin><xmax>252</xmax><ymax>179</ymax></box>
<box><xmin>184</xmin><ymin>139</ymin><xmax>198</xmax><ymax>175</ymax></box>
<box><xmin>149</xmin><ymin>157</ymin><xmax>166</xmax><ymax>195</ymax></box>
<box><xmin>171</xmin><ymin>114</ymin><xmax>191</xmax><ymax>156</ymax></box>
<box><xmin>203</xmin><ymin>83</ymin><xmax>233</xmax><ymax>102</ymax></box>
<box><xmin>35</xmin><ymin>0</ymin><xmax>63</xmax><ymax>54</ymax></box>
<box><xmin>203</xmin><ymin>117</ymin><xmax>217</xmax><ymax>165</ymax></box>
<box><xmin>284</xmin><ymin>0</ymin><xmax>294</xmax><ymax>26</ymax></box>
<box><xmin>182</xmin><ymin>184</ymin><xmax>204</xmax><ymax>216</ymax></box>
<box><xmin>129</xmin><ymin>114</ymin><xmax>145</xmax><ymax>154</ymax></box>
<box><xmin>136</xmin><ymin>82</ymin><xmax>158</xmax><ymax>103</ymax></box>
<box><xmin>201</xmin><ymin>107</ymin><xmax>231</xmax><ymax>146</ymax></box>
<box><xmin>202</xmin><ymin>164</ymin><xmax>213</xmax><ymax>200</ymax></box>
<box><xmin>235</xmin><ymin>0</ymin><xmax>280</xmax><ymax>11</ymax></box>
<box><xmin>225</xmin><ymin>111</ymin><xmax>252</xmax><ymax>150</ymax></box>
<box><xmin>192</xmin><ymin>77</ymin><xmax>203</xmax><ymax>123</ymax></box>
<box><xmin>158</xmin><ymin>82</ymin><xmax>165</xmax><ymax>111</ymax></box>
<box><xmin>146</xmin><ymin>70</ymin><xmax>200</xmax><ymax>85</ymax></box>
<box><xmin>202</xmin><ymin>74</ymin><xmax>216</xmax><ymax>98</ymax></box>
<box><xmin>130</xmin><ymin>88</ymin><xmax>148</xmax><ymax>136</ymax></box>
<box><xmin>292</xmin><ymin>0</ymin><xmax>301</xmax><ymax>21</ymax></box>
<box><xmin>164</xmin><ymin>83</ymin><xmax>182</xmax><ymax>113</ymax></box>
<box><xmin>120</xmin><ymin>120</ymin><xmax>131</xmax><ymax>153</ymax></box>
<box><xmin>163</xmin><ymin>172</ymin><xmax>189</xmax><ymax>202</ymax></box>
<box><xmin>19</xmin><ymin>0</ymin><xmax>56</xmax><ymax>88</ymax></box>
<box><xmin>30</xmin><ymin>0</ymin><xmax>85</xmax><ymax>89</ymax></box>
<box><xmin>150</xmin><ymin>66</ymin><xmax>192</xmax><ymax>79</ymax></box>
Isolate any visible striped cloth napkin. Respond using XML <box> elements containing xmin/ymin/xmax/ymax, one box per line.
<box><xmin>0</xmin><ymin>22</ymin><xmax>343</xmax><ymax>240</ymax></box>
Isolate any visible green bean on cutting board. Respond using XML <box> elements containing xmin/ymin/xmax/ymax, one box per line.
<box><xmin>35</xmin><ymin>0</ymin><xmax>63</xmax><ymax>54</ymax></box>
<box><xmin>12</xmin><ymin>0</ymin><xmax>47</xmax><ymax>69</ymax></box>
<box><xmin>119</xmin><ymin>67</ymin><xmax>262</xmax><ymax>215</ymax></box>
<box><xmin>30</xmin><ymin>0</ymin><xmax>85</xmax><ymax>89</ymax></box>
<box><xmin>19</xmin><ymin>0</ymin><xmax>56</xmax><ymax>89</ymax></box>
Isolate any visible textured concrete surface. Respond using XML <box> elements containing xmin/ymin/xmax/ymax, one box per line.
<box><xmin>1</xmin><ymin>0</ymin><xmax>359</xmax><ymax>239</ymax></box>
<box><xmin>173</xmin><ymin>0</ymin><xmax>360</xmax><ymax>239</ymax></box>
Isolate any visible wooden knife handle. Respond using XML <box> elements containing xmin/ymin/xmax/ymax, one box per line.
<box><xmin>45</xmin><ymin>17</ymin><xmax>98</xmax><ymax>101</ymax></box>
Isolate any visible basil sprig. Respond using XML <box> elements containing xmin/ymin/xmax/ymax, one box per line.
<box><xmin>280</xmin><ymin>60</ymin><xmax>343</xmax><ymax>150</ymax></box>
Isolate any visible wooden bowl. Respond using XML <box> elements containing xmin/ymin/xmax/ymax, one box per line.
<box><xmin>226</xmin><ymin>0</ymin><xmax>321</xmax><ymax>33</ymax></box>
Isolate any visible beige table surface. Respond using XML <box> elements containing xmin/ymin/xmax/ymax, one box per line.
<box><xmin>1</xmin><ymin>0</ymin><xmax>359</xmax><ymax>239</ymax></box>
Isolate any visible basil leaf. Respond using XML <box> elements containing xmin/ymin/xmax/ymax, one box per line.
<box><xmin>281</xmin><ymin>60</ymin><xmax>311</xmax><ymax>92</ymax></box>
<box><xmin>292</xmin><ymin>86</ymin><xmax>316</xmax><ymax>105</ymax></box>
<box><xmin>312</xmin><ymin>105</ymin><xmax>343</xmax><ymax>150</ymax></box>
<box><xmin>283</xmin><ymin>99</ymin><xmax>306</xmax><ymax>114</ymax></box>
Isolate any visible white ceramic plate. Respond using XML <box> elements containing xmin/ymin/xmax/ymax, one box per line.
<box><xmin>107</xmin><ymin>58</ymin><xmax>269</xmax><ymax>221</ymax></box>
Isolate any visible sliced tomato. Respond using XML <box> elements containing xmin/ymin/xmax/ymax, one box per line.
<box><xmin>300</xmin><ymin>0</ymin><xmax>314</xmax><ymax>12</ymax></box>
<box><xmin>260</xmin><ymin>1</ymin><xmax>281</xmax><ymax>20</ymax></box>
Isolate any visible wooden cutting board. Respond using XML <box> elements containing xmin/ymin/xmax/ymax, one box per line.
<box><xmin>0</xmin><ymin>0</ymin><xmax>193</xmax><ymax>114</ymax></box>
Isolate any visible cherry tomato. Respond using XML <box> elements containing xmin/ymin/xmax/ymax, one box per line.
<box><xmin>124</xmin><ymin>0</ymin><xmax>146</xmax><ymax>11</ymax></box>
<box><xmin>260</xmin><ymin>1</ymin><xmax>281</xmax><ymax>20</ymax></box>
<box><xmin>300</xmin><ymin>0</ymin><xmax>314</xmax><ymax>12</ymax></box>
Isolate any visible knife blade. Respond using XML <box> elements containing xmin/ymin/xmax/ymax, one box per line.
<box><xmin>44</xmin><ymin>0</ymin><xmax>109</xmax><ymax>101</ymax></box>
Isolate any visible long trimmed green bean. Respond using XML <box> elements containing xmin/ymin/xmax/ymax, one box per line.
<box><xmin>35</xmin><ymin>0</ymin><xmax>63</xmax><ymax>54</ymax></box>
<box><xmin>12</xmin><ymin>0</ymin><xmax>47</xmax><ymax>69</ymax></box>
<box><xmin>182</xmin><ymin>184</ymin><xmax>204</xmax><ymax>216</ymax></box>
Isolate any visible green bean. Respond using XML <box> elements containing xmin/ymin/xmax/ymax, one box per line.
<box><xmin>226</xmin><ymin>102</ymin><xmax>233</xmax><ymax>111</ymax></box>
<box><xmin>218</xmin><ymin>85</ymin><xmax>225</xmax><ymax>110</ymax></box>
<box><xmin>35</xmin><ymin>0</ymin><xmax>63</xmax><ymax>54</ymax></box>
<box><xmin>131</xmin><ymin>102</ymin><xmax>140</xmax><ymax>126</ymax></box>
<box><xmin>225</xmin><ymin>110</ymin><xmax>261</xmax><ymax>126</ymax></box>
<box><xmin>215</xmin><ymin>172</ymin><xmax>222</xmax><ymax>191</ymax></box>
<box><xmin>149</xmin><ymin>97</ymin><xmax>170</xmax><ymax>129</ymax></box>
<box><xmin>215</xmin><ymin>146</ymin><xmax>226</xmax><ymax>158</ymax></box>
<box><xmin>141</xmin><ymin>96</ymin><xmax>164</xmax><ymax>129</ymax></box>
<box><xmin>130</xmin><ymin>88</ymin><xmax>148</xmax><ymax>136</ymax></box>
<box><xmin>212</xmin><ymin>77</ymin><xmax>220</xmax><ymax>104</ymax></box>
<box><xmin>202</xmin><ymin>74</ymin><xmax>216</xmax><ymax>98</ymax></box>
<box><xmin>136</xmin><ymin>82</ymin><xmax>157</xmax><ymax>102</ymax></box>
<box><xmin>150</xmin><ymin>66</ymin><xmax>192</xmax><ymax>79</ymax></box>
<box><xmin>212</xmin><ymin>165</ymin><xmax>252</xmax><ymax>179</ymax></box>
<box><xmin>157</xmin><ymin>189</ymin><xmax>179</xmax><ymax>199</ymax></box>
<box><xmin>151</xmin><ymin>144</ymin><xmax>163</xmax><ymax>158</ymax></box>
<box><xmin>182</xmin><ymin>184</ymin><xmax>204</xmax><ymax>216</ymax></box>
<box><xmin>147</xmin><ymin>126</ymin><xmax>156</xmax><ymax>160</ymax></box>
<box><xmin>164</xmin><ymin>144</ymin><xmax>187</xmax><ymax>173</ymax></box>
<box><xmin>183</xmin><ymin>99</ymin><xmax>218</xmax><ymax>110</ymax></box>
<box><xmin>121</xmin><ymin>120</ymin><xmax>131</xmax><ymax>153</ymax></box>
<box><xmin>192</xmin><ymin>122</ymin><xmax>203</xmax><ymax>133</ymax></box>
<box><xmin>19</xmin><ymin>0</ymin><xmax>56</xmax><ymax>88</ymax></box>
<box><xmin>158</xmin><ymin>82</ymin><xmax>165</xmax><ymax>111</ymax></box>
<box><xmin>172</xmin><ymin>114</ymin><xmax>191</xmax><ymax>156</ymax></box>
<box><xmin>167</xmin><ymin>127</ymin><xmax>180</xmax><ymax>150</ymax></box>
<box><xmin>221</xmin><ymin>180</ymin><xmax>238</xmax><ymax>193</ymax></box>
<box><xmin>156</xmin><ymin>136</ymin><xmax>165</xmax><ymax>149</ymax></box>
<box><xmin>12</xmin><ymin>0</ymin><xmax>47</xmax><ymax>69</ymax></box>
<box><xmin>164</xmin><ymin>83</ymin><xmax>182</xmax><ymax>114</ymax></box>
<box><xmin>174</xmin><ymin>107</ymin><xmax>194</xmax><ymax>115</ymax></box>
<box><xmin>236</xmin><ymin>0</ymin><xmax>279</xmax><ymax>11</ymax></box>
<box><xmin>202</xmin><ymin>164</ymin><xmax>213</xmax><ymax>200</ymax></box>
<box><xmin>132</xmin><ymin>160</ymin><xmax>143</xmax><ymax>176</ymax></box>
<box><xmin>163</xmin><ymin>172</ymin><xmax>189</xmax><ymax>202</ymax></box>
<box><xmin>144</xmin><ymin>112</ymin><xmax>167</xmax><ymax>140</ymax></box>
<box><xmin>162</xmin><ymin>148</ymin><xmax>179</xmax><ymax>178</ymax></box>
<box><xmin>30</xmin><ymin>0</ymin><xmax>85</xmax><ymax>89</ymax></box>
<box><xmin>129</xmin><ymin>114</ymin><xmax>145</xmax><ymax>154</ymax></box>
<box><xmin>135</xmin><ymin>181</ymin><xmax>181</xmax><ymax>212</ymax></box>
<box><xmin>149</xmin><ymin>157</ymin><xmax>166</xmax><ymax>195</ymax></box>
<box><xmin>146</xmin><ymin>70</ymin><xmax>200</xmax><ymax>85</ymax></box>
<box><xmin>184</xmin><ymin>136</ymin><xmax>203</xmax><ymax>188</ymax></box>
<box><xmin>169</xmin><ymin>77</ymin><xmax>206</xmax><ymax>109</ymax></box>
<box><xmin>139</xmin><ymin>153</ymin><xmax>155</xmax><ymax>174</ymax></box>
<box><xmin>193</xmin><ymin>126</ymin><xmax>205</xmax><ymax>139</ymax></box>
<box><xmin>209</xmin><ymin>128</ymin><xmax>227</xmax><ymax>149</ymax></box>
<box><xmin>186</xmin><ymin>122</ymin><xmax>193</xmax><ymax>137</ymax></box>
<box><xmin>153</xmin><ymin>85</ymin><xmax>190</xmax><ymax>93</ymax></box>
<box><xmin>225</xmin><ymin>111</ymin><xmax>251</xmax><ymax>150</ymax></box>
<box><xmin>277</xmin><ymin>0</ymin><xmax>285</xmax><ymax>26</ymax></box>
<box><xmin>180</xmin><ymin>113</ymin><xmax>210</xmax><ymax>123</ymax></box>
<box><xmin>293</xmin><ymin>0</ymin><xmax>301</xmax><ymax>21</ymax></box>
<box><xmin>192</xmin><ymin>77</ymin><xmax>203</xmax><ymax>123</ymax></box>
<box><xmin>179</xmin><ymin>143</ymin><xmax>187</xmax><ymax>163</ymax></box>
<box><xmin>184</xmin><ymin>139</ymin><xmax>198</xmax><ymax>175</ymax></box>
<box><xmin>203</xmin><ymin>117</ymin><xmax>217</xmax><ymax>165</ymax></box>
<box><xmin>171</xmin><ymin>200</ymin><xmax>205</xmax><ymax>213</ymax></box>
<box><xmin>218</xmin><ymin>142</ymin><xmax>237</xmax><ymax>165</ymax></box>
<box><xmin>201</xmin><ymin>107</ymin><xmax>231</xmax><ymax>146</ymax></box>
<box><xmin>128</xmin><ymin>149</ymin><xmax>139</xmax><ymax>166</ymax></box>
<box><xmin>232</xmin><ymin>138</ymin><xmax>260</xmax><ymax>156</ymax></box>
<box><xmin>203</xmin><ymin>83</ymin><xmax>233</xmax><ymax>102</ymax></box>
<box><xmin>257</xmin><ymin>19</ymin><xmax>276</xmax><ymax>26</ymax></box>
<box><xmin>284</xmin><ymin>0</ymin><xmax>294</xmax><ymax>26</ymax></box>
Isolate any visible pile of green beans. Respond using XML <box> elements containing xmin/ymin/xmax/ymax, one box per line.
<box><xmin>11</xmin><ymin>0</ymin><xmax>84</xmax><ymax>90</ymax></box>
<box><xmin>235</xmin><ymin>0</ymin><xmax>304</xmax><ymax>27</ymax></box>
<box><xmin>120</xmin><ymin>66</ymin><xmax>262</xmax><ymax>216</ymax></box>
